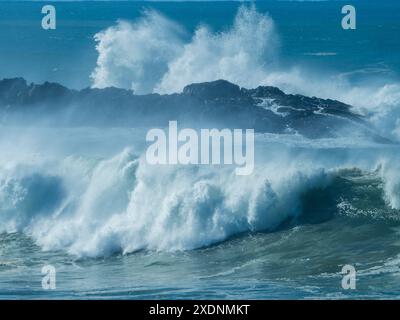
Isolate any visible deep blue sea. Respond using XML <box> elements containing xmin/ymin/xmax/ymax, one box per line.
<box><xmin>1</xmin><ymin>1</ymin><xmax>399</xmax><ymax>89</ymax></box>
<box><xmin>0</xmin><ymin>1</ymin><xmax>400</xmax><ymax>299</ymax></box>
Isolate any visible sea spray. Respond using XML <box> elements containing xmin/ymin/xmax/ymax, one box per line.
<box><xmin>1</xmin><ymin>127</ymin><xmax>399</xmax><ymax>257</ymax></box>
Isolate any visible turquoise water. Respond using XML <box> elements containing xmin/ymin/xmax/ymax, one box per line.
<box><xmin>2</xmin><ymin>215</ymin><xmax>400</xmax><ymax>299</ymax></box>
<box><xmin>1</xmin><ymin>127</ymin><xmax>400</xmax><ymax>299</ymax></box>
<box><xmin>0</xmin><ymin>1</ymin><xmax>399</xmax><ymax>88</ymax></box>
<box><xmin>1</xmin><ymin>1</ymin><xmax>400</xmax><ymax>299</ymax></box>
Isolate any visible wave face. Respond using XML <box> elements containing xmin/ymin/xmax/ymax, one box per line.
<box><xmin>0</xmin><ymin>127</ymin><xmax>399</xmax><ymax>258</ymax></box>
<box><xmin>91</xmin><ymin>5</ymin><xmax>400</xmax><ymax>142</ymax></box>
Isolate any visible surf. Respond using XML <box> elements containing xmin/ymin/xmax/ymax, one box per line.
<box><xmin>90</xmin><ymin>5</ymin><xmax>400</xmax><ymax>142</ymax></box>
<box><xmin>0</xmin><ymin>125</ymin><xmax>399</xmax><ymax>258</ymax></box>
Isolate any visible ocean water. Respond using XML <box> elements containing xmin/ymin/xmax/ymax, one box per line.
<box><xmin>1</xmin><ymin>0</ymin><xmax>399</xmax><ymax>89</ymax></box>
<box><xmin>1</xmin><ymin>1</ymin><xmax>400</xmax><ymax>299</ymax></box>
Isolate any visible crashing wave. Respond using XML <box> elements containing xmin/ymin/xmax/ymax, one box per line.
<box><xmin>90</xmin><ymin>5</ymin><xmax>400</xmax><ymax>141</ymax></box>
<box><xmin>0</xmin><ymin>133</ymin><xmax>399</xmax><ymax>258</ymax></box>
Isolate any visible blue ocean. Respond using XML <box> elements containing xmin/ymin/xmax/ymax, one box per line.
<box><xmin>0</xmin><ymin>0</ymin><xmax>400</xmax><ymax>299</ymax></box>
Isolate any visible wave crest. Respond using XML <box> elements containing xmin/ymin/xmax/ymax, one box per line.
<box><xmin>91</xmin><ymin>5</ymin><xmax>278</xmax><ymax>94</ymax></box>
<box><xmin>2</xmin><ymin>144</ymin><xmax>399</xmax><ymax>258</ymax></box>
<box><xmin>90</xmin><ymin>5</ymin><xmax>400</xmax><ymax>141</ymax></box>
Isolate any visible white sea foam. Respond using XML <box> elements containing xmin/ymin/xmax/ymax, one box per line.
<box><xmin>0</xmin><ymin>146</ymin><xmax>330</xmax><ymax>256</ymax></box>
<box><xmin>0</xmin><ymin>127</ymin><xmax>399</xmax><ymax>257</ymax></box>
<box><xmin>91</xmin><ymin>9</ymin><xmax>185</xmax><ymax>94</ymax></box>
<box><xmin>91</xmin><ymin>5</ymin><xmax>278</xmax><ymax>94</ymax></box>
<box><xmin>91</xmin><ymin>5</ymin><xmax>400</xmax><ymax>141</ymax></box>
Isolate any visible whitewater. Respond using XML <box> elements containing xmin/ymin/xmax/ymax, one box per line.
<box><xmin>1</xmin><ymin>3</ymin><xmax>400</xmax><ymax>299</ymax></box>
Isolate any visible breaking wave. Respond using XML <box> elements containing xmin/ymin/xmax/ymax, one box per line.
<box><xmin>91</xmin><ymin>5</ymin><xmax>278</xmax><ymax>94</ymax></box>
<box><xmin>1</xmin><ymin>130</ymin><xmax>399</xmax><ymax>258</ymax></box>
<box><xmin>91</xmin><ymin>5</ymin><xmax>400</xmax><ymax>141</ymax></box>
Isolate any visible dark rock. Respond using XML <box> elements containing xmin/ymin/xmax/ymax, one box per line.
<box><xmin>183</xmin><ymin>79</ymin><xmax>244</xmax><ymax>100</ymax></box>
<box><xmin>0</xmin><ymin>77</ymin><xmax>389</xmax><ymax>141</ymax></box>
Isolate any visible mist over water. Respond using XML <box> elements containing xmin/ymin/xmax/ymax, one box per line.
<box><xmin>1</xmin><ymin>127</ymin><xmax>400</xmax><ymax>256</ymax></box>
<box><xmin>91</xmin><ymin>5</ymin><xmax>400</xmax><ymax>141</ymax></box>
<box><xmin>1</xmin><ymin>2</ymin><xmax>400</xmax><ymax>299</ymax></box>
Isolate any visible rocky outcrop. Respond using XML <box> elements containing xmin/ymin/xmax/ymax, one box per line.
<box><xmin>0</xmin><ymin>77</ymin><xmax>388</xmax><ymax>141</ymax></box>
